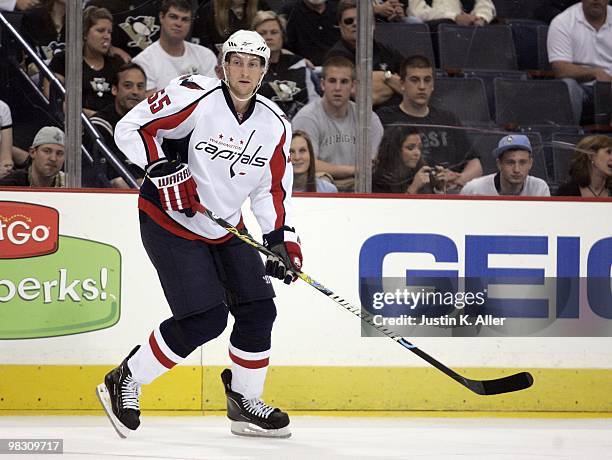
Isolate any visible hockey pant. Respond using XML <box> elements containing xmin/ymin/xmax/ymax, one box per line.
<box><xmin>127</xmin><ymin>298</ymin><xmax>277</xmax><ymax>399</ymax></box>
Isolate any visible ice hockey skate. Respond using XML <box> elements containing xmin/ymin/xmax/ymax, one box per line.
<box><xmin>96</xmin><ymin>346</ymin><xmax>142</xmax><ymax>439</ymax></box>
<box><xmin>221</xmin><ymin>368</ymin><xmax>291</xmax><ymax>438</ymax></box>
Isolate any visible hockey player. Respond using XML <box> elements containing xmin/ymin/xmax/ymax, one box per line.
<box><xmin>96</xmin><ymin>30</ymin><xmax>302</xmax><ymax>439</ymax></box>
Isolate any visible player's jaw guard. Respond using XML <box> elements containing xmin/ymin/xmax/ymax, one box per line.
<box><xmin>221</xmin><ymin>369</ymin><xmax>291</xmax><ymax>438</ymax></box>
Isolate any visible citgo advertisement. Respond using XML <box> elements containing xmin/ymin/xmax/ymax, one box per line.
<box><xmin>0</xmin><ymin>201</ymin><xmax>121</xmax><ymax>339</ymax></box>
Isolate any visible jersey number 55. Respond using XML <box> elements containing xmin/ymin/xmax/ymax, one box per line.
<box><xmin>148</xmin><ymin>90</ymin><xmax>172</xmax><ymax>114</ymax></box>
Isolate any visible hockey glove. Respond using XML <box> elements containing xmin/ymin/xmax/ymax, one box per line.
<box><xmin>146</xmin><ymin>159</ymin><xmax>200</xmax><ymax>217</ymax></box>
<box><xmin>263</xmin><ymin>226</ymin><xmax>303</xmax><ymax>284</ymax></box>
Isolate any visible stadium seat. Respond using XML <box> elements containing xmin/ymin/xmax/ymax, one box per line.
<box><xmin>550</xmin><ymin>132</ymin><xmax>585</xmax><ymax>186</ymax></box>
<box><xmin>494</xmin><ymin>0</ymin><xmax>542</xmax><ymax>20</ymax></box>
<box><xmin>465</xmin><ymin>130</ymin><xmax>547</xmax><ymax>181</ymax></box>
<box><xmin>524</xmin><ymin>125</ymin><xmax>584</xmax><ymax>182</ymax></box>
<box><xmin>460</xmin><ymin>70</ymin><xmax>528</xmax><ymax>119</ymax></box>
<box><xmin>594</xmin><ymin>81</ymin><xmax>612</xmax><ymax>125</ymax></box>
<box><xmin>506</xmin><ymin>20</ymin><xmax>546</xmax><ymax>71</ymax></box>
<box><xmin>536</xmin><ymin>25</ymin><xmax>551</xmax><ymax>71</ymax></box>
<box><xmin>494</xmin><ymin>78</ymin><xmax>575</xmax><ymax>126</ymax></box>
<box><xmin>373</xmin><ymin>23</ymin><xmax>435</xmax><ymax>65</ymax></box>
<box><xmin>438</xmin><ymin>24</ymin><xmax>518</xmax><ymax>71</ymax></box>
<box><xmin>430</xmin><ymin>77</ymin><xmax>491</xmax><ymax>126</ymax></box>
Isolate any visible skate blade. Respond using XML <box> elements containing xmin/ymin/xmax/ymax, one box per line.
<box><xmin>96</xmin><ymin>383</ymin><xmax>132</xmax><ymax>439</ymax></box>
<box><xmin>230</xmin><ymin>421</ymin><xmax>291</xmax><ymax>439</ymax></box>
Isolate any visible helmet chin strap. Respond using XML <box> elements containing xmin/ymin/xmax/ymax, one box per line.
<box><xmin>222</xmin><ymin>65</ymin><xmax>266</xmax><ymax>102</ymax></box>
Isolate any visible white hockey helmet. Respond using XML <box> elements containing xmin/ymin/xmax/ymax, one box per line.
<box><xmin>222</xmin><ymin>30</ymin><xmax>270</xmax><ymax>70</ymax></box>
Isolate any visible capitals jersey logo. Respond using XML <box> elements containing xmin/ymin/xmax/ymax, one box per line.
<box><xmin>195</xmin><ymin>130</ymin><xmax>268</xmax><ymax>178</ymax></box>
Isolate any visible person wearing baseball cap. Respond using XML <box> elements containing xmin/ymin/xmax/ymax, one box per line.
<box><xmin>460</xmin><ymin>134</ymin><xmax>550</xmax><ymax>196</ymax></box>
<box><xmin>0</xmin><ymin>126</ymin><xmax>66</xmax><ymax>187</ymax></box>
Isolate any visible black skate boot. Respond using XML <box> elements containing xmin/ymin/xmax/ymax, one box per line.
<box><xmin>96</xmin><ymin>346</ymin><xmax>142</xmax><ymax>438</ymax></box>
<box><xmin>221</xmin><ymin>368</ymin><xmax>291</xmax><ymax>438</ymax></box>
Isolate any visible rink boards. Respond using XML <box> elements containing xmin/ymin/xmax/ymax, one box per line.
<box><xmin>0</xmin><ymin>190</ymin><xmax>611</xmax><ymax>413</ymax></box>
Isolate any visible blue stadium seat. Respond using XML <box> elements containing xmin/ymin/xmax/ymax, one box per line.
<box><xmin>460</xmin><ymin>70</ymin><xmax>528</xmax><ymax>119</ymax></box>
<box><xmin>438</xmin><ymin>24</ymin><xmax>518</xmax><ymax>71</ymax></box>
<box><xmin>506</xmin><ymin>20</ymin><xmax>546</xmax><ymax>70</ymax></box>
<box><xmin>373</xmin><ymin>23</ymin><xmax>435</xmax><ymax>65</ymax></box>
<box><xmin>550</xmin><ymin>132</ymin><xmax>584</xmax><ymax>186</ymax></box>
<box><xmin>536</xmin><ymin>25</ymin><xmax>551</xmax><ymax>71</ymax></box>
<box><xmin>523</xmin><ymin>125</ymin><xmax>584</xmax><ymax>182</ymax></box>
<box><xmin>594</xmin><ymin>81</ymin><xmax>612</xmax><ymax>125</ymax></box>
<box><xmin>494</xmin><ymin>0</ymin><xmax>542</xmax><ymax>20</ymax></box>
<box><xmin>494</xmin><ymin>78</ymin><xmax>575</xmax><ymax>126</ymax></box>
<box><xmin>430</xmin><ymin>77</ymin><xmax>492</xmax><ymax>126</ymax></box>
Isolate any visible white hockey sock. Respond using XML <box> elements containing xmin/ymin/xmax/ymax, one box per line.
<box><xmin>128</xmin><ymin>327</ymin><xmax>184</xmax><ymax>384</ymax></box>
<box><xmin>228</xmin><ymin>343</ymin><xmax>270</xmax><ymax>400</ymax></box>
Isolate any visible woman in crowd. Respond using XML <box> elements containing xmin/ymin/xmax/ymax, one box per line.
<box><xmin>44</xmin><ymin>6</ymin><xmax>125</xmax><ymax>117</ymax></box>
<box><xmin>556</xmin><ymin>135</ymin><xmax>612</xmax><ymax>197</ymax></box>
<box><xmin>372</xmin><ymin>125</ymin><xmax>446</xmax><ymax>194</ymax></box>
<box><xmin>193</xmin><ymin>0</ymin><xmax>268</xmax><ymax>52</ymax></box>
<box><xmin>290</xmin><ymin>130</ymin><xmax>337</xmax><ymax>193</ymax></box>
<box><xmin>252</xmin><ymin>10</ymin><xmax>319</xmax><ymax>119</ymax></box>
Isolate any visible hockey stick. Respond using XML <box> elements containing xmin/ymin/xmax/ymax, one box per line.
<box><xmin>194</xmin><ymin>204</ymin><xmax>533</xmax><ymax>396</ymax></box>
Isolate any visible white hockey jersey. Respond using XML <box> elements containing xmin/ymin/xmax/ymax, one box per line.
<box><xmin>114</xmin><ymin>74</ymin><xmax>294</xmax><ymax>241</ymax></box>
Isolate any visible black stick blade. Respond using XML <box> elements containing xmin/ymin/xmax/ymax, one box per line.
<box><xmin>467</xmin><ymin>372</ymin><xmax>534</xmax><ymax>395</ymax></box>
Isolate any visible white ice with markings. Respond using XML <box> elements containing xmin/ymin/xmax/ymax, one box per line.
<box><xmin>0</xmin><ymin>415</ymin><xmax>611</xmax><ymax>459</ymax></box>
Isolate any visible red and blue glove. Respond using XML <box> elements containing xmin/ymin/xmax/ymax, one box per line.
<box><xmin>146</xmin><ymin>159</ymin><xmax>200</xmax><ymax>217</ymax></box>
<box><xmin>263</xmin><ymin>226</ymin><xmax>303</xmax><ymax>284</ymax></box>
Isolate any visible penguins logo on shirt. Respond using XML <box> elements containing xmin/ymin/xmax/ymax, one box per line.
<box><xmin>268</xmin><ymin>80</ymin><xmax>301</xmax><ymax>102</ymax></box>
<box><xmin>90</xmin><ymin>77</ymin><xmax>111</xmax><ymax>98</ymax></box>
<box><xmin>41</xmin><ymin>41</ymin><xmax>65</xmax><ymax>63</ymax></box>
<box><xmin>119</xmin><ymin>16</ymin><xmax>160</xmax><ymax>51</ymax></box>
<box><xmin>180</xmin><ymin>65</ymin><xmax>201</xmax><ymax>78</ymax></box>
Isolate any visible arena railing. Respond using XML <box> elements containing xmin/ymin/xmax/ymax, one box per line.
<box><xmin>0</xmin><ymin>11</ymin><xmax>139</xmax><ymax>189</ymax></box>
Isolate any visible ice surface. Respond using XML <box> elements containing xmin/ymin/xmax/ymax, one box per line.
<box><xmin>0</xmin><ymin>415</ymin><xmax>611</xmax><ymax>459</ymax></box>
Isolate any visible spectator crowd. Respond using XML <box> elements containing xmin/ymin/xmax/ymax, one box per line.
<box><xmin>0</xmin><ymin>0</ymin><xmax>610</xmax><ymax>196</ymax></box>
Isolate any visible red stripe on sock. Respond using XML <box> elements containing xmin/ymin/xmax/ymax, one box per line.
<box><xmin>229</xmin><ymin>350</ymin><xmax>269</xmax><ymax>369</ymax></box>
<box><xmin>149</xmin><ymin>332</ymin><xmax>176</xmax><ymax>369</ymax></box>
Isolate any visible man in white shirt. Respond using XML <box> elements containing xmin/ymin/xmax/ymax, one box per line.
<box><xmin>409</xmin><ymin>0</ymin><xmax>496</xmax><ymax>25</ymax></box>
<box><xmin>133</xmin><ymin>0</ymin><xmax>216</xmax><ymax>95</ymax></box>
<box><xmin>547</xmin><ymin>0</ymin><xmax>612</xmax><ymax>124</ymax></box>
<box><xmin>461</xmin><ymin>135</ymin><xmax>550</xmax><ymax>197</ymax></box>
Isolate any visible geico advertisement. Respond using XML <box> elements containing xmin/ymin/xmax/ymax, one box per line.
<box><xmin>0</xmin><ymin>201</ymin><xmax>121</xmax><ymax>339</ymax></box>
<box><xmin>355</xmin><ymin>217</ymin><xmax>612</xmax><ymax>337</ymax></box>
